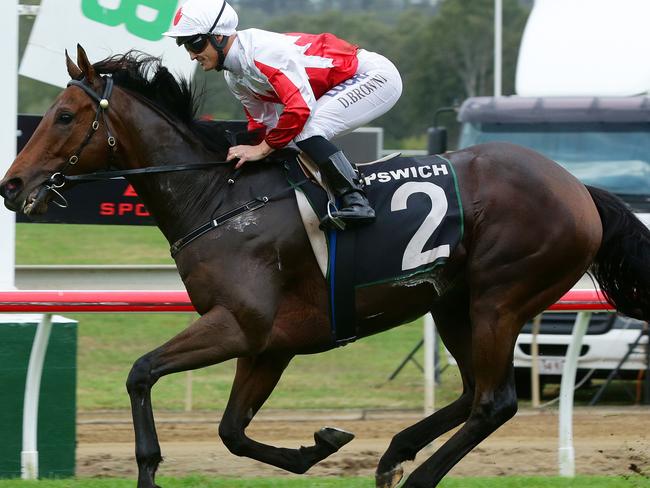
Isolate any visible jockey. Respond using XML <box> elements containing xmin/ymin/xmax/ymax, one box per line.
<box><xmin>164</xmin><ymin>0</ymin><xmax>403</xmax><ymax>228</ymax></box>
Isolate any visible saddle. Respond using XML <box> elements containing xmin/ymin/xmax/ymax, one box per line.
<box><xmin>285</xmin><ymin>152</ymin><xmax>464</xmax><ymax>344</ymax></box>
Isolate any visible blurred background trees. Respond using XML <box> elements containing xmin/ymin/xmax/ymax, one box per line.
<box><xmin>18</xmin><ymin>0</ymin><xmax>530</xmax><ymax>147</ymax></box>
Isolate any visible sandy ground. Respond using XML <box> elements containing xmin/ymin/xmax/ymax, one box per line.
<box><xmin>75</xmin><ymin>407</ymin><xmax>650</xmax><ymax>480</ymax></box>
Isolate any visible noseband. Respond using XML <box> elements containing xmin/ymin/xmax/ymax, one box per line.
<box><xmin>45</xmin><ymin>75</ymin><xmax>117</xmax><ymax>207</ymax></box>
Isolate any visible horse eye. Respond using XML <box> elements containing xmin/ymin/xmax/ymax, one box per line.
<box><xmin>57</xmin><ymin>112</ymin><xmax>74</xmax><ymax>125</ymax></box>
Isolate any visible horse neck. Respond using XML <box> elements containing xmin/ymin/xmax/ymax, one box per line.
<box><xmin>111</xmin><ymin>91</ymin><xmax>236</xmax><ymax>244</ymax></box>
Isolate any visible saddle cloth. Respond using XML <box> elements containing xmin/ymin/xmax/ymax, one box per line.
<box><xmin>286</xmin><ymin>153</ymin><xmax>464</xmax><ymax>288</ymax></box>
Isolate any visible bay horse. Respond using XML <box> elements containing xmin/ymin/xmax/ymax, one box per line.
<box><xmin>3</xmin><ymin>46</ymin><xmax>650</xmax><ymax>488</ymax></box>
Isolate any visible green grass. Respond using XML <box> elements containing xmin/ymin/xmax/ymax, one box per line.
<box><xmin>16</xmin><ymin>224</ymin><xmax>172</xmax><ymax>264</ymax></box>
<box><xmin>72</xmin><ymin>312</ymin><xmax>462</xmax><ymax>411</ymax></box>
<box><xmin>1</xmin><ymin>477</ymin><xmax>649</xmax><ymax>488</ymax></box>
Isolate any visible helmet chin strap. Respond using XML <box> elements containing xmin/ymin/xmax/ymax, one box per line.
<box><xmin>209</xmin><ymin>35</ymin><xmax>230</xmax><ymax>71</ymax></box>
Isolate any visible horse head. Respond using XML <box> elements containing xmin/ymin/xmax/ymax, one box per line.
<box><xmin>1</xmin><ymin>45</ymin><xmax>122</xmax><ymax>216</ymax></box>
<box><xmin>1</xmin><ymin>43</ymin><xmax>234</xmax><ymax>222</ymax></box>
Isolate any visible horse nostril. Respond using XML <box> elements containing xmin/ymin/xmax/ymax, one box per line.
<box><xmin>0</xmin><ymin>178</ymin><xmax>23</xmax><ymax>200</ymax></box>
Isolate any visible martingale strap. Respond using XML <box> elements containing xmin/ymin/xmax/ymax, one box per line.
<box><xmin>170</xmin><ymin>197</ymin><xmax>269</xmax><ymax>257</ymax></box>
<box><xmin>169</xmin><ymin>174</ymin><xmax>309</xmax><ymax>257</ymax></box>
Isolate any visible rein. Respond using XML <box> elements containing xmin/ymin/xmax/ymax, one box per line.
<box><xmin>62</xmin><ymin>160</ymin><xmax>234</xmax><ymax>182</ymax></box>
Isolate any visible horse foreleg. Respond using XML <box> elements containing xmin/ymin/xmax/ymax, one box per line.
<box><xmin>219</xmin><ymin>353</ymin><xmax>354</xmax><ymax>473</ymax></box>
<box><xmin>126</xmin><ymin>306</ymin><xmax>253</xmax><ymax>488</ymax></box>
<box><xmin>126</xmin><ymin>353</ymin><xmax>162</xmax><ymax>488</ymax></box>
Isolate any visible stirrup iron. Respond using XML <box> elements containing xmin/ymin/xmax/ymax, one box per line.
<box><xmin>325</xmin><ymin>200</ymin><xmax>346</xmax><ymax>231</ymax></box>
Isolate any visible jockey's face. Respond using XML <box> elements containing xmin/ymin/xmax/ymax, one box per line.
<box><xmin>184</xmin><ymin>36</ymin><xmax>219</xmax><ymax>71</ymax></box>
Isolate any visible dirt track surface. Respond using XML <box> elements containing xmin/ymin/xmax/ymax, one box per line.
<box><xmin>77</xmin><ymin>407</ymin><xmax>650</xmax><ymax>479</ymax></box>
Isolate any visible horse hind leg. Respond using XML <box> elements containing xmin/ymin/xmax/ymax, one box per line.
<box><xmin>218</xmin><ymin>353</ymin><xmax>354</xmax><ymax>473</ymax></box>
<box><xmin>400</xmin><ymin>263</ymin><xmax>586</xmax><ymax>487</ymax></box>
<box><xmin>376</xmin><ymin>298</ymin><xmax>475</xmax><ymax>488</ymax></box>
<box><xmin>401</xmin><ymin>295</ymin><xmax>521</xmax><ymax>488</ymax></box>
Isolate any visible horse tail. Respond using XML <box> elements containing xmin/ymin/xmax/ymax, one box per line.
<box><xmin>587</xmin><ymin>185</ymin><xmax>650</xmax><ymax>321</ymax></box>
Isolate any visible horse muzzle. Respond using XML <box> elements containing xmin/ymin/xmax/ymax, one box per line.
<box><xmin>0</xmin><ymin>177</ymin><xmax>24</xmax><ymax>212</ymax></box>
<box><xmin>0</xmin><ymin>176</ymin><xmax>56</xmax><ymax>216</ymax></box>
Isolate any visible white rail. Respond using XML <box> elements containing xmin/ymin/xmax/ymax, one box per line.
<box><xmin>15</xmin><ymin>265</ymin><xmax>182</xmax><ymax>290</ymax></box>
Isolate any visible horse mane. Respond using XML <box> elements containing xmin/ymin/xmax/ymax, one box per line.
<box><xmin>92</xmin><ymin>51</ymin><xmax>256</xmax><ymax>153</ymax></box>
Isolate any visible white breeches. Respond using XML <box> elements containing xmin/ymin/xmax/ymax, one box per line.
<box><xmin>295</xmin><ymin>49</ymin><xmax>403</xmax><ymax>142</ymax></box>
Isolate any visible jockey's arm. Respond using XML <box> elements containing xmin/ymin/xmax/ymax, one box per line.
<box><xmin>227</xmin><ymin>56</ymin><xmax>317</xmax><ymax>165</ymax></box>
<box><xmin>228</xmin><ymin>139</ymin><xmax>273</xmax><ymax>169</ymax></box>
<box><xmin>253</xmin><ymin>58</ymin><xmax>316</xmax><ymax>149</ymax></box>
<box><xmin>226</xmin><ymin>83</ymin><xmax>278</xmax><ymax>165</ymax></box>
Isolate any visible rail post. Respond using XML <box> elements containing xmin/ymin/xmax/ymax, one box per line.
<box><xmin>21</xmin><ymin>313</ymin><xmax>53</xmax><ymax>479</ymax></box>
<box><xmin>558</xmin><ymin>310</ymin><xmax>591</xmax><ymax>477</ymax></box>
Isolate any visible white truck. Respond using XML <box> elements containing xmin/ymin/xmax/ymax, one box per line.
<box><xmin>440</xmin><ymin>95</ymin><xmax>650</xmax><ymax>398</ymax></box>
<box><xmin>431</xmin><ymin>0</ymin><xmax>650</xmax><ymax>398</ymax></box>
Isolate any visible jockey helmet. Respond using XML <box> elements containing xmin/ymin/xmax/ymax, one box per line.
<box><xmin>163</xmin><ymin>0</ymin><xmax>238</xmax><ymax>38</ymax></box>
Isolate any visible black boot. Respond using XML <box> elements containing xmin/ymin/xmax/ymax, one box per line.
<box><xmin>316</xmin><ymin>151</ymin><xmax>375</xmax><ymax>229</ymax></box>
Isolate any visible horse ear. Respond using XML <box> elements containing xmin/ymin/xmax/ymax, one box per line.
<box><xmin>76</xmin><ymin>44</ymin><xmax>96</xmax><ymax>83</ymax></box>
<box><xmin>65</xmin><ymin>49</ymin><xmax>83</xmax><ymax>80</ymax></box>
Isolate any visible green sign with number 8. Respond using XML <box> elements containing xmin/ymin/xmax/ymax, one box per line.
<box><xmin>81</xmin><ymin>0</ymin><xmax>177</xmax><ymax>41</ymax></box>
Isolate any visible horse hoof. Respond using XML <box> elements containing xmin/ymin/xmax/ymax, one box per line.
<box><xmin>375</xmin><ymin>465</ymin><xmax>404</xmax><ymax>488</ymax></box>
<box><xmin>314</xmin><ymin>426</ymin><xmax>355</xmax><ymax>452</ymax></box>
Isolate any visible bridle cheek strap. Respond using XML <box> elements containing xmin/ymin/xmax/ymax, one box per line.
<box><xmin>66</xmin><ymin>76</ymin><xmax>117</xmax><ymax>164</ymax></box>
<box><xmin>47</xmin><ymin>75</ymin><xmax>118</xmax><ymax>198</ymax></box>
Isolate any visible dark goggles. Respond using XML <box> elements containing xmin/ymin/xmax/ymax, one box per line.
<box><xmin>177</xmin><ymin>34</ymin><xmax>210</xmax><ymax>54</ymax></box>
<box><xmin>176</xmin><ymin>1</ymin><xmax>227</xmax><ymax>55</ymax></box>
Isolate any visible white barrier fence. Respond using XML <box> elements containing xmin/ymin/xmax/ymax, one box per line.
<box><xmin>0</xmin><ymin>289</ymin><xmax>613</xmax><ymax>479</ymax></box>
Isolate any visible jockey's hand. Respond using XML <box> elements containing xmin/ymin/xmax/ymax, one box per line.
<box><xmin>227</xmin><ymin>141</ymin><xmax>273</xmax><ymax>169</ymax></box>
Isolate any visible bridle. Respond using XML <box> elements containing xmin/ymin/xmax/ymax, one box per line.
<box><xmin>36</xmin><ymin>72</ymin><xmax>308</xmax><ymax>257</ymax></box>
<box><xmin>45</xmin><ymin>75</ymin><xmax>118</xmax><ymax>207</ymax></box>
<box><xmin>42</xmin><ymin>74</ymin><xmax>234</xmax><ymax>207</ymax></box>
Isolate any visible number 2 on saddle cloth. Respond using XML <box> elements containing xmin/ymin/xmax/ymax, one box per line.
<box><xmin>285</xmin><ymin>153</ymin><xmax>464</xmax><ymax>345</ymax></box>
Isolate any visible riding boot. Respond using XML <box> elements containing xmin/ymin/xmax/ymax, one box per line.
<box><xmin>316</xmin><ymin>151</ymin><xmax>375</xmax><ymax>230</ymax></box>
